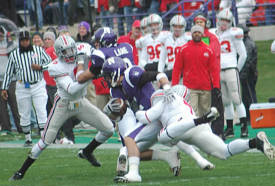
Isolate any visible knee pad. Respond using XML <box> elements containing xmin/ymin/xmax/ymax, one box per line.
<box><xmin>29</xmin><ymin>139</ymin><xmax>47</xmax><ymax>159</ymax></box>
<box><xmin>95</xmin><ymin>129</ymin><xmax>114</xmax><ymax>143</ymax></box>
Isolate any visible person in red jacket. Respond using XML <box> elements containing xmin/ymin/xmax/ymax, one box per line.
<box><xmin>172</xmin><ymin>25</ymin><xmax>220</xmax><ymax>118</ymax></box>
<box><xmin>193</xmin><ymin>14</ymin><xmax>224</xmax><ymax>140</ymax></box>
<box><xmin>117</xmin><ymin>20</ymin><xmax>141</xmax><ymax>65</ymax></box>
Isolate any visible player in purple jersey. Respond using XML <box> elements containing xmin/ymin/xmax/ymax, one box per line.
<box><xmin>77</xmin><ymin>27</ymin><xmax>135</xmax><ymax>82</ymax></box>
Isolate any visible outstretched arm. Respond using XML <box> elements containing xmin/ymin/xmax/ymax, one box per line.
<box><xmin>135</xmin><ymin>101</ymin><xmax>164</xmax><ymax>124</ymax></box>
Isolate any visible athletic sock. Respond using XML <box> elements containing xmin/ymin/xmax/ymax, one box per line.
<box><xmin>128</xmin><ymin>156</ymin><xmax>140</xmax><ymax>175</ymax></box>
<box><xmin>25</xmin><ymin>132</ymin><xmax>32</xmax><ymax>142</ymax></box>
<box><xmin>248</xmin><ymin>138</ymin><xmax>257</xmax><ymax>149</ymax></box>
<box><xmin>83</xmin><ymin>139</ymin><xmax>101</xmax><ymax>154</ymax></box>
<box><xmin>240</xmin><ymin>117</ymin><xmax>247</xmax><ymax>127</ymax></box>
<box><xmin>226</xmin><ymin>120</ymin><xmax>233</xmax><ymax>129</ymax></box>
<box><xmin>18</xmin><ymin>156</ymin><xmax>35</xmax><ymax>175</ymax></box>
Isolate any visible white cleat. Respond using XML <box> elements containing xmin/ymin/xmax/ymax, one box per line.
<box><xmin>197</xmin><ymin>158</ymin><xmax>215</xmax><ymax>170</ymax></box>
<box><xmin>114</xmin><ymin>173</ymin><xmax>142</xmax><ymax>183</ymax></box>
<box><xmin>116</xmin><ymin>154</ymin><xmax>128</xmax><ymax>176</ymax></box>
<box><xmin>168</xmin><ymin>151</ymin><xmax>181</xmax><ymax>176</ymax></box>
<box><xmin>256</xmin><ymin>131</ymin><xmax>275</xmax><ymax>160</ymax></box>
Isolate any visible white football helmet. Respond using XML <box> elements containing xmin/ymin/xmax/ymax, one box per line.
<box><xmin>140</xmin><ymin>16</ymin><xmax>149</xmax><ymax>35</ymax></box>
<box><xmin>54</xmin><ymin>35</ymin><xmax>77</xmax><ymax>63</ymax></box>
<box><xmin>170</xmin><ymin>15</ymin><xmax>186</xmax><ymax>37</ymax></box>
<box><xmin>217</xmin><ymin>8</ymin><xmax>233</xmax><ymax>31</ymax></box>
<box><xmin>148</xmin><ymin>14</ymin><xmax>163</xmax><ymax>36</ymax></box>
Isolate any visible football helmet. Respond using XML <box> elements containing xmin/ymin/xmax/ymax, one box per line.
<box><xmin>217</xmin><ymin>8</ymin><xmax>233</xmax><ymax>31</ymax></box>
<box><xmin>54</xmin><ymin>35</ymin><xmax>77</xmax><ymax>63</ymax></box>
<box><xmin>148</xmin><ymin>14</ymin><xmax>163</xmax><ymax>36</ymax></box>
<box><xmin>94</xmin><ymin>27</ymin><xmax>117</xmax><ymax>48</ymax></box>
<box><xmin>140</xmin><ymin>16</ymin><xmax>149</xmax><ymax>35</ymax></box>
<box><xmin>170</xmin><ymin>15</ymin><xmax>186</xmax><ymax>37</ymax></box>
<box><xmin>102</xmin><ymin>57</ymin><xmax>127</xmax><ymax>88</ymax></box>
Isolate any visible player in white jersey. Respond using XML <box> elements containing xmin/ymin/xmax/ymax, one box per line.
<box><xmin>136</xmin><ymin>17</ymin><xmax>149</xmax><ymax>67</ymax></box>
<box><xmin>158</xmin><ymin>15</ymin><xmax>190</xmax><ymax>77</ymax></box>
<box><xmin>136</xmin><ymin>14</ymin><xmax>169</xmax><ymax>70</ymax></box>
<box><xmin>210</xmin><ymin>8</ymin><xmax>248</xmax><ymax>138</ymax></box>
<box><xmin>9</xmin><ymin>35</ymin><xmax>114</xmax><ymax>181</ymax></box>
<box><xmin>136</xmin><ymin>86</ymin><xmax>275</xmax><ymax>163</ymax></box>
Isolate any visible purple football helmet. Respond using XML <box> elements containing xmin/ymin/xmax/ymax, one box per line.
<box><xmin>102</xmin><ymin>57</ymin><xmax>127</xmax><ymax>88</ymax></box>
<box><xmin>94</xmin><ymin>27</ymin><xmax>117</xmax><ymax>48</ymax></box>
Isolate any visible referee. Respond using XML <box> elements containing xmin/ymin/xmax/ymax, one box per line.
<box><xmin>1</xmin><ymin>30</ymin><xmax>51</xmax><ymax>146</ymax></box>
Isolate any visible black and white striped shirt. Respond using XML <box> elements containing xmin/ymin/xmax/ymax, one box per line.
<box><xmin>1</xmin><ymin>45</ymin><xmax>51</xmax><ymax>90</ymax></box>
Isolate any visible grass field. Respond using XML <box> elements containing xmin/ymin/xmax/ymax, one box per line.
<box><xmin>1</xmin><ymin>40</ymin><xmax>275</xmax><ymax>186</ymax></box>
<box><xmin>1</xmin><ymin>148</ymin><xmax>275</xmax><ymax>186</ymax></box>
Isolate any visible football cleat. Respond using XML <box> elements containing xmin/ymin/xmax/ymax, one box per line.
<box><xmin>256</xmin><ymin>131</ymin><xmax>275</xmax><ymax>160</ymax></box>
<box><xmin>78</xmin><ymin>149</ymin><xmax>101</xmax><ymax>167</ymax></box>
<box><xmin>9</xmin><ymin>171</ymin><xmax>24</xmax><ymax>181</ymax></box>
<box><xmin>24</xmin><ymin>140</ymin><xmax>33</xmax><ymax>147</ymax></box>
<box><xmin>168</xmin><ymin>151</ymin><xmax>181</xmax><ymax>176</ymax></box>
<box><xmin>197</xmin><ymin>158</ymin><xmax>215</xmax><ymax>170</ymax></box>
<box><xmin>224</xmin><ymin>127</ymin><xmax>234</xmax><ymax>138</ymax></box>
<box><xmin>240</xmin><ymin>125</ymin><xmax>248</xmax><ymax>138</ymax></box>
<box><xmin>116</xmin><ymin>154</ymin><xmax>128</xmax><ymax>176</ymax></box>
<box><xmin>114</xmin><ymin>173</ymin><xmax>142</xmax><ymax>183</ymax></box>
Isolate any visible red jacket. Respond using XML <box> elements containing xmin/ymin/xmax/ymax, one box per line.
<box><xmin>172</xmin><ymin>40</ymin><xmax>219</xmax><ymax>90</ymax></box>
<box><xmin>203</xmin><ymin>28</ymin><xmax>221</xmax><ymax>88</ymax></box>
<box><xmin>97</xmin><ymin>0</ymin><xmax>109</xmax><ymax>12</ymax></box>
<box><xmin>118</xmin><ymin>0</ymin><xmax>131</xmax><ymax>7</ymax></box>
<box><xmin>44</xmin><ymin>47</ymin><xmax>56</xmax><ymax>86</ymax></box>
<box><xmin>117</xmin><ymin>31</ymin><xmax>140</xmax><ymax>65</ymax></box>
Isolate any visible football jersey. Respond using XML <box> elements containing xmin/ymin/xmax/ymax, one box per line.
<box><xmin>136</xmin><ymin>31</ymin><xmax>170</xmax><ymax>68</ymax></box>
<box><xmin>158</xmin><ymin>32</ymin><xmax>191</xmax><ymax>72</ymax></box>
<box><xmin>210</xmin><ymin>27</ymin><xmax>247</xmax><ymax>70</ymax></box>
<box><xmin>110</xmin><ymin>66</ymin><xmax>155</xmax><ymax>112</ymax></box>
<box><xmin>91</xmin><ymin>42</ymin><xmax>134</xmax><ymax>72</ymax></box>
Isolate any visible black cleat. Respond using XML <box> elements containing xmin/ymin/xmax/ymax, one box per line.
<box><xmin>240</xmin><ymin>125</ymin><xmax>248</xmax><ymax>138</ymax></box>
<box><xmin>9</xmin><ymin>171</ymin><xmax>24</xmax><ymax>181</ymax></box>
<box><xmin>224</xmin><ymin>127</ymin><xmax>234</xmax><ymax>138</ymax></box>
<box><xmin>194</xmin><ymin>107</ymin><xmax>219</xmax><ymax>125</ymax></box>
<box><xmin>78</xmin><ymin>149</ymin><xmax>101</xmax><ymax>167</ymax></box>
<box><xmin>24</xmin><ymin>140</ymin><xmax>33</xmax><ymax>147</ymax></box>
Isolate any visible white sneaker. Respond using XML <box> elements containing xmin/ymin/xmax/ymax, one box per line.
<box><xmin>168</xmin><ymin>151</ymin><xmax>181</xmax><ymax>176</ymax></box>
<box><xmin>197</xmin><ymin>158</ymin><xmax>215</xmax><ymax>170</ymax></box>
<box><xmin>256</xmin><ymin>131</ymin><xmax>275</xmax><ymax>160</ymax></box>
<box><xmin>60</xmin><ymin>137</ymin><xmax>74</xmax><ymax>145</ymax></box>
<box><xmin>116</xmin><ymin>154</ymin><xmax>128</xmax><ymax>176</ymax></box>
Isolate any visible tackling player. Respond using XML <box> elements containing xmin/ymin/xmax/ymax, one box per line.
<box><xmin>101</xmin><ymin>57</ymin><xmax>215</xmax><ymax>182</ymax></box>
<box><xmin>9</xmin><ymin>35</ymin><xmax>115</xmax><ymax>181</ymax></box>
<box><xmin>136</xmin><ymin>86</ymin><xmax>275</xmax><ymax>162</ymax></box>
<box><xmin>210</xmin><ymin>9</ymin><xmax>248</xmax><ymax>138</ymax></box>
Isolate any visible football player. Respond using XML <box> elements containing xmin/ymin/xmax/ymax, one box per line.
<box><xmin>101</xmin><ymin>57</ymin><xmax>214</xmax><ymax>183</ymax></box>
<box><xmin>158</xmin><ymin>15</ymin><xmax>190</xmax><ymax>79</ymax></box>
<box><xmin>9</xmin><ymin>35</ymin><xmax>115</xmax><ymax>181</ymax></box>
<box><xmin>210</xmin><ymin>9</ymin><xmax>248</xmax><ymax>138</ymax></box>
<box><xmin>135</xmin><ymin>14</ymin><xmax>168</xmax><ymax>70</ymax></box>
<box><xmin>136</xmin><ymin>86</ymin><xmax>275</xmax><ymax>162</ymax></box>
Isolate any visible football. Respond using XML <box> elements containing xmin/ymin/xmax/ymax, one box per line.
<box><xmin>111</xmin><ymin>98</ymin><xmax>128</xmax><ymax>117</ymax></box>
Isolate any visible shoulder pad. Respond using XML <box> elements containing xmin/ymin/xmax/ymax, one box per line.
<box><xmin>48</xmin><ymin>59</ymin><xmax>68</xmax><ymax>77</ymax></box>
<box><xmin>124</xmin><ymin>66</ymin><xmax>144</xmax><ymax>88</ymax></box>
<box><xmin>76</xmin><ymin>42</ymin><xmax>92</xmax><ymax>56</ymax></box>
<box><xmin>230</xmin><ymin>27</ymin><xmax>244</xmax><ymax>39</ymax></box>
<box><xmin>91</xmin><ymin>49</ymin><xmax>105</xmax><ymax>67</ymax></box>
<box><xmin>135</xmin><ymin>36</ymin><xmax>146</xmax><ymax>48</ymax></box>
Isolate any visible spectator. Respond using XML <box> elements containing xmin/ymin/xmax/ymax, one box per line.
<box><xmin>76</xmin><ymin>21</ymin><xmax>92</xmax><ymax>44</ymax></box>
<box><xmin>32</xmin><ymin>32</ymin><xmax>44</xmax><ymax>48</ymax></box>
<box><xmin>265</xmin><ymin>0</ymin><xmax>275</xmax><ymax>25</ymax></box>
<box><xmin>118</xmin><ymin>20</ymin><xmax>141</xmax><ymax>65</ymax></box>
<box><xmin>57</xmin><ymin>25</ymin><xmax>70</xmax><ymax>36</ymax></box>
<box><xmin>0</xmin><ymin>0</ymin><xmax>18</xmax><ymax>25</ymax></box>
<box><xmin>172</xmin><ymin>25</ymin><xmax>220</xmax><ymax>118</ymax></box>
<box><xmin>97</xmin><ymin>0</ymin><xmax>113</xmax><ymax>28</ymax></box>
<box><xmin>118</xmin><ymin>0</ymin><xmax>134</xmax><ymax>35</ymax></box>
<box><xmin>0</xmin><ymin>25</ymin><xmax>22</xmax><ymax>135</ymax></box>
<box><xmin>193</xmin><ymin>13</ymin><xmax>224</xmax><ymax>139</ymax></box>
<box><xmin>1</xmin><ymin>30</ymin><xmax>51</xmax><ymax>146</ymax></box>
<box><xmin>148</xmin><ymin>0</ymin><xmax>160</xmax><ymax>14</ymax></box>
<box><xmin>43</xmin><ymin>0</ymin><xmax>69</xmax><ymax>25</ymax></box>
<box><xmin>46</xmin><ymin>26</ymin><xmax>58</xmax><ymax>38</ymax></box>
<box><xmin>27</xmin><ymin>0</ymin><xmax>44</xmax><ymax>29</ymax></box>
<box><xmin>238</xmin><ymin>24</ymin><xmax>258</xmax><ymax>122</ymax></box>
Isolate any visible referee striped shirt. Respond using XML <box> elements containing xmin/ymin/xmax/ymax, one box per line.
<box><xmin>1</xmin><ymin>45</ymin><xmax>51</xmax><ymax>90</ymax></box>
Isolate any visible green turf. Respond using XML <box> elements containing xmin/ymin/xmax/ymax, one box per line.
<box><xmin>0</xmin><ymin>148</ymin><xmax>274</xmax><ymax>186</ymax></box>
